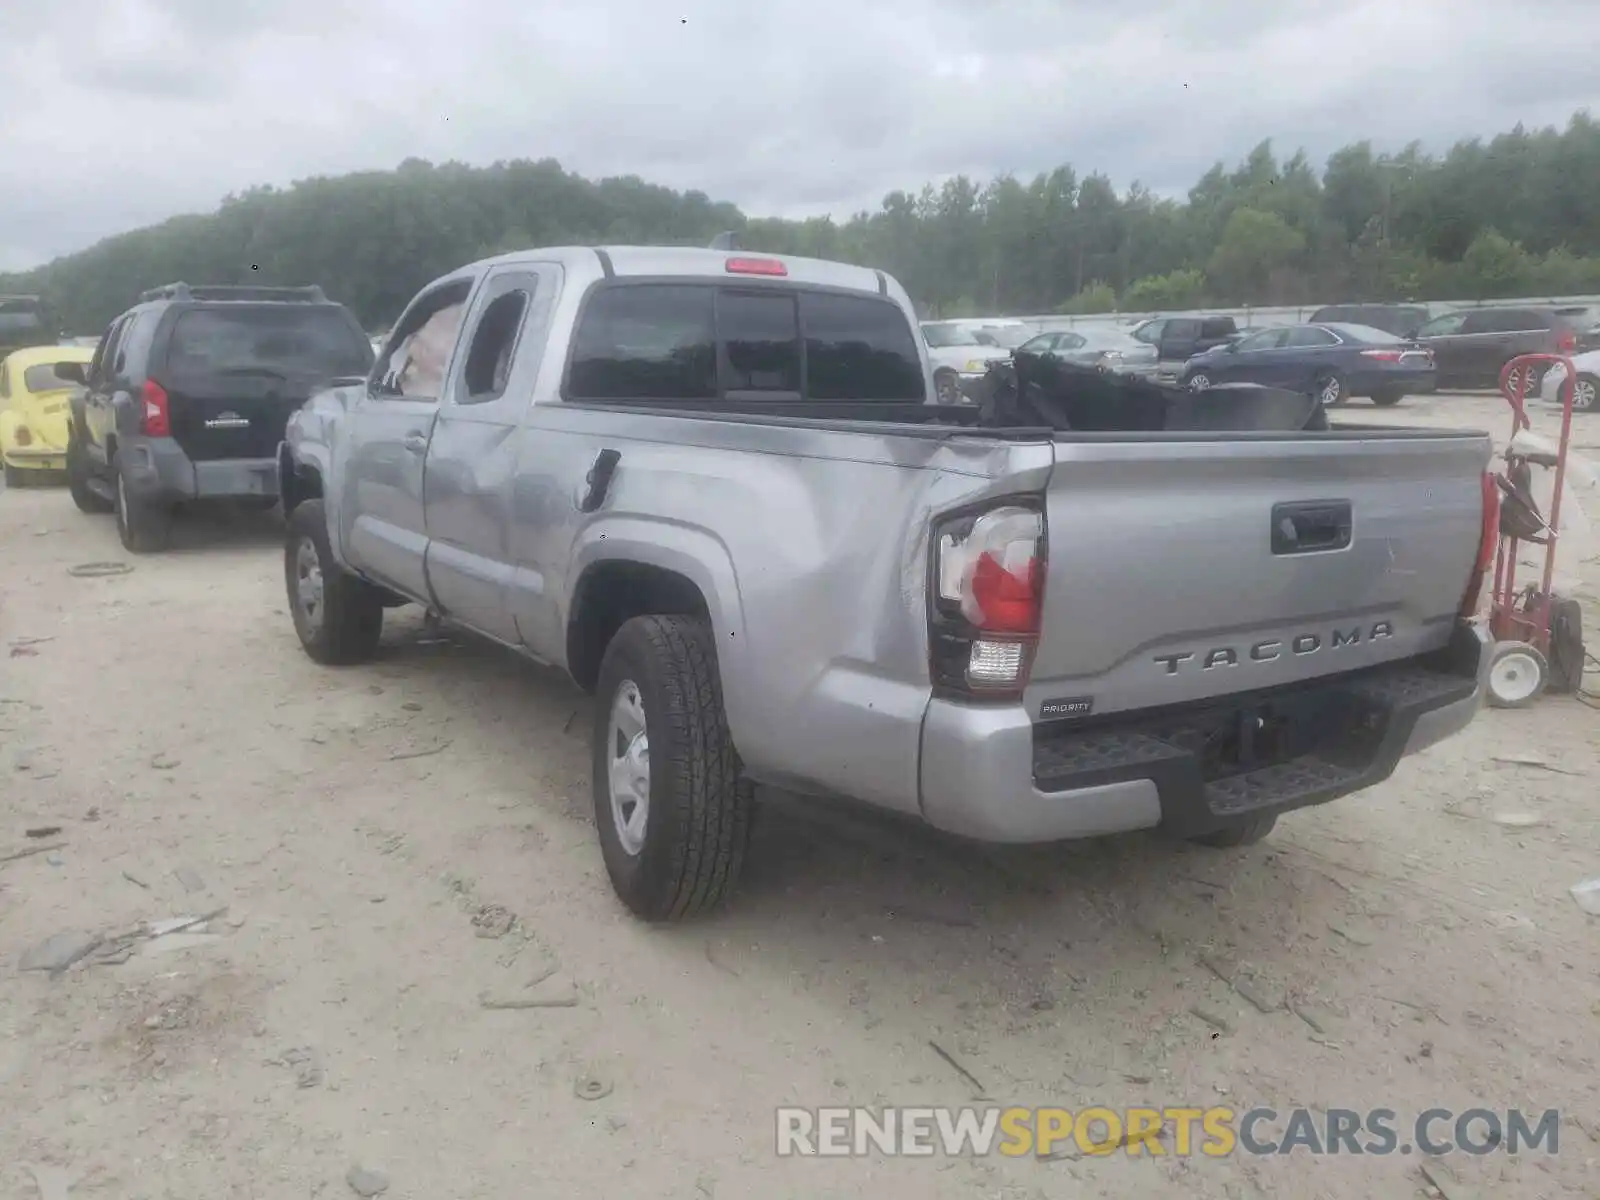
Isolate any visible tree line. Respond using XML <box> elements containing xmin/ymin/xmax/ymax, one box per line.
<box><xmin>5</xmin><ymin>110</ymin><xmax>1599</xmax><ymax>334</ymax></box>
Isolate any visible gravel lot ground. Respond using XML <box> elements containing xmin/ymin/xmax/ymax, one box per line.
<box><xmin>1</xmin><ymin>392</ymin><xmax>1598</xmax><ymax>1199</ymax></box>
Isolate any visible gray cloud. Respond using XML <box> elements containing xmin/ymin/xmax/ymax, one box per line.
<box><xmin>1</xmin><ymin>0</ymin><xmax>1595</xmax><ymax>270</ymax></box>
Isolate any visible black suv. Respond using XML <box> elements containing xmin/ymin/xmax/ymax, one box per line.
<box><xmin>58</xmin><ymin>283</ymin><xmax>373</xmax><ymax>551</ymax></box>
<box><xmin>1308</xmin><ymin>303</ymin><xmax>1429</xmax><ymax>338</ymax></box>
<box><xmin>1129</xmin><ymin>315</ymin><xmax>1240</xmax><ymax>373</ymax></box>
<box><xmin>1413</xmin><ymin>304</ymin><xmax>1600</xmax><ymax>392</ymax></box>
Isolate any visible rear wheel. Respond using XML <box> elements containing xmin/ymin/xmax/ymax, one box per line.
<box><xmin>67</xmin><ymin>429</ymin><xmax>112</xmax><ymax>513</ymax></box>
<box><xmin>592</xmin><ymin>614</ymin><xmax>753</xmax><ymax>921</ymax></box>
<box><xmin>113</xmin><ymin>453</ymin><xmax>173</xmax><ymax>553</ymax></box>
<box><xmin>1313</xmin><ymin>371</ymin><xmax>1346</xmax><ymax>407</ymax></box>
<box><xmin>1190</xmin><ymin>813</ymin><xmax>1278</xmax><ymax>848</ymax></box>
<box><xmin>1370</xmin><ymin>389</ymin><xmax>1404</xmax><ymax>407</ymax></box>
<box><xmin>1505</xmin><ymin>363</ymin><xmax>1543</xmax><ymax>400</ymax></box>
<box><xmin>285</xmin><ymin>499</ymin><xmax>385</xmax><ymax>665</ymax></box>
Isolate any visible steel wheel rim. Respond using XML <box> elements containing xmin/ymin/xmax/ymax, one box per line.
<box><xmin>1190</xmin><ymin>374</ymin><xmax>1210</xmax><ymax>391</ymax></box>
<box><xmin>294</xmin><ymin>536</ymin><xmax>325</xmax><ymax>635</ymax></box>
<box><xmin>607</xmin><ymin>680</ymin><xmax>650</xmax><ymax>856</ymax></box>
<box><xmin>1490</xmin><ymin>651</ymin><xmax>1541</xmax><ymax>704</ymax></box>
<box><xmin>1319</xmin><ymin>375</ymin><xmax>1341</xmax><ymax>404</ymax></box>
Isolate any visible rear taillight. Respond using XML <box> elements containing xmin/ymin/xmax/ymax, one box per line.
<box><xmin>930</xmin><ymin>503</ymin><xmax>1044</xmax><ymax>698</ymax></box>
<box><xmin>1461</xmin><ymin>471</ymin><xmax>1500</xmax><ymax>617</ymax></box>
<box><xmin>141</xmin><ymin>380</ymin><xmax>170</xmax><ymax>436</ymax></box>
<box><xmin>1557</xmin><ymin>329</ymin><xmax>1577</xmax><ymax>353</ymax></box>
<box><xmin>1360</xmin><ymin>349</ymin><xmax>1404</xmax><ymax>363</ymax></box>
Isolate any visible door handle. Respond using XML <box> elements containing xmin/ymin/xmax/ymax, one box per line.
<box><xmin>578</xmin><ymin>448</ymin><xmax>622</xmax><ymax>513</ymax></box>
<box><xmin>402</xmin><ymin>431</ymin><xmax>428</xmax><ymax>453</ymax></box>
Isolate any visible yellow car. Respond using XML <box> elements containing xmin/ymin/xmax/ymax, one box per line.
<box><xmin>1</xmin><ymin>345</ymin><xmax>92</xmax><ymax>487</ymax></box>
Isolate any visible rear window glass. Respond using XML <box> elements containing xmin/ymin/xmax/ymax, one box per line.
<box><xmin>566</xmin><ymin>284</ymin><xmax>925</xmax><ymax>404</ymax></box>
<box><xmin>22</xmin><ymin>363</ymin><xmax>81</xmax><ymax>392</ymax></box>
<box><xmin>801</xmin><ymin>292</ymin><xmax>924</xmax><ymax>401</ymax></box>
<box><xmin>165</xmin><ymin>307</ymin><xmax>374</xmax><ymax>379</ymax></box>
<box><xmin>720</xmin><ymin>291</ymin><xmax>799</xmax><ymax>392</ymax></box>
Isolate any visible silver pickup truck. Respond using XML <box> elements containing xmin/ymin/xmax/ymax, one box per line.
<box><xmin>279</xmin><ymin>245</ymin><xmax>1497</xmax><ymax>921</ymax></box>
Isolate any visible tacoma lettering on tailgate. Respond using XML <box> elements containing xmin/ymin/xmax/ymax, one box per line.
<box><xmin>1154</xmin><ymin>621</ymin><xmax>1394</xmax><ymax>675</ymax></box>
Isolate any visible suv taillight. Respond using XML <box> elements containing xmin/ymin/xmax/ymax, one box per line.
<box><xmin>1557</xmin><ymin>328</ymin><xmax>1577</xmax><ymax>353</ymax></box>
<box><xmin>1461</xmin><ymin>471</ymin><xmax>1500</xmax><ymax>617</ymax></box>
<box><xmin>141</xmin><ymin>380</ymin><xmax>170</xmax><ymax>436</ymax></box>
<box><xmin>929</xmin><ymin>503</ymin><xmax>1045</xmax><ymax>698</ymax></box>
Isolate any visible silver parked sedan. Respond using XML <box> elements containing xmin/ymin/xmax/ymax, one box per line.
<box><xmin>1015</xmin><ymin>326</ymin><xmax>1160</xmax><ymax>378</ymax></box>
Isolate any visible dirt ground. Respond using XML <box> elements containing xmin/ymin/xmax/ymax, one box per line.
<box><xmin>2</xmin><ymin>393</ymin><xmax>1599</xmax><ymax>1200</ymax></box>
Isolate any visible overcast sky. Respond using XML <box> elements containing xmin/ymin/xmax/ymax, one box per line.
<box><xmin>2</xmin><ymin>0</ymin><xmax>1596</xmax><ymax>271</ymax></box>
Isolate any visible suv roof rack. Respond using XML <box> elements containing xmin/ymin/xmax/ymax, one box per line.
<box><xmin>138</xmin><ymin>282</ymin><xmax>328</xmax><ymax>304</ymax></box>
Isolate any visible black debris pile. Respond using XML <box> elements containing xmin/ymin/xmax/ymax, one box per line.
<box><xmin>969</xmin><ymin>357</ymin><xmax>1328</xmax><ymax>433</ymax></box>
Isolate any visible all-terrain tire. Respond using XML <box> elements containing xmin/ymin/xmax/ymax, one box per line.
<box><xmin>285</xmin><ymin>499</ymin><xmax>385</xmax><ymax>665</ymax></box>
<box><xmin>592</xmin><ymin>614</ymin><xmax>753</xmax><ymax>921</ymax></box>
<box><xmin>67</xmin><ymin>430</ymin><xmax>112</xmax><ymax>513</ymax></box>
<box><xmin>1189</xmin><ymin>812</ymin><xmax>1278</xmax><ymax>849</ymax></box>
<box><xmin>113</xmin><ymin>450</ymin><xmax>173</xmax><ymax>553</ymax></box>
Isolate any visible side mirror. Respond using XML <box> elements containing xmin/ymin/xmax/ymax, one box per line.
<box><xmin>53</xmin><ymin>361</ymin><xmax>87</xmax><ymax>384</ymax></box>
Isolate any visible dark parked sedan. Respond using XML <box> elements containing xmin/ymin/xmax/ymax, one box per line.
<box><xmin>1179</xmin><ymin>323</ymin><xmax>1436</xmax><ymax>407</ymax></box>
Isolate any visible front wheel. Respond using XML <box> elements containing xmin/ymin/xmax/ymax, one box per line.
<box><xmin>592</xmin><ymin>614</ymin><xmax>753</xmax><ymax>921</ymax></box>
<box><xmin>1187</xmin><ymin>373</ymin><xmax>1211</xmax><ymax>391</ymax></box>
<box><xmin>1370</xmin><ymin>389</ymin><xmax>1404</xmax><ymax>407</ymax></box>
<box><xmin>285</xmin><ymin>499</ymin><xmax>385</xmax><ymax>664</ymax></box>
<box><xmin>67</xmin><ymin>431</ymin><xmax>112</xmax><ymax>513</ymax></box>
<box><xmin>1313</xmin><ymin>371</ymin><xmax>1346</xmax><ymax>407</ymax></box>
<box><xmin>1569</xmin><ymin>373</ymin><xmax>1599</xmax><ymax>413</ymax></box>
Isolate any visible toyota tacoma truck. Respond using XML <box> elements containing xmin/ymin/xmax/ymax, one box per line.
<box><xmin>278</xmin><ymin>245</ymin><xmax>1498</xmax><ymax>921</ymax></box>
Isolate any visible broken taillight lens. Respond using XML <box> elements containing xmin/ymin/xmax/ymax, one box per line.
<box><xmin>930</xmin><ymin>503</ymin><xmax>1045</xmax><ymax>696</ymax></box>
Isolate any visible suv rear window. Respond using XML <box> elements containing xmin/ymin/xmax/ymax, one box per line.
<box><xmin>164</xmin><ymin>307</ymin><xmax>374</xmax><ymax>380</ymax></box>
<box><xmin>566</xmin><ymin>283</ymin><xmax>925</xmax><ymax>405</ymax></box>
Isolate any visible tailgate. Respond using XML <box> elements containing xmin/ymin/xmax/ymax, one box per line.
<box><xmin>166</xmin><ymin>382</ymin><xmax>309</xmax><ymax>461</ymax></box>
<box><xmin>1026</xmin><ymin>432</ymin><xmax>1491</xmax><ymax>719</ymax></box>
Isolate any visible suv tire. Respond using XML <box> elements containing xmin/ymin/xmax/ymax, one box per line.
<box><xmin>592</xmin><ymin>614</ymin><xmax>753</xmax><ymax>921</ymax></box>
<box><xmin>285</xmin><ymin>499</ymin><xmax>384</xmax><ymax>665</ymax></box>
<box><xmin>67</xmin><ymin>428</ymin><xmax>112</xmax><ymax>514</ymax></box>
<box><xmin>1189</xmin><ymin>813</ymin><xmax>1277</xmax><ymax>848</ymax></box>
<box><xmin>113</xmin><ymin>451</ymin><xmax>173</xmax><ymax>552</ymax></box>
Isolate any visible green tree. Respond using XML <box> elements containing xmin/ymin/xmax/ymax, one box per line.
<box><xmin>1207</xmin><ymin>208</ymin><xmax>1307</xmax><ymax>303</ymax></box>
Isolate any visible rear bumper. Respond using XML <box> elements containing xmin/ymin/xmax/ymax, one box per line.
<box><xmin>3</xmin><ymin>446</ymin><xmax>66</xmax><ymax>468</ymax></box>
<box><xmin>117</xmin><ymin>437</ymin><xmax>279</xmax><ymax>503</ymax></box>
<box><xmin>919</xmin><ymin>621</ymin><xmax>1489</xmax><ymax>844</ymax></box>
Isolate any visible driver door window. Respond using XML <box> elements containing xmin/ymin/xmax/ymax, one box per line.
<box><xmin>373</xmin><ymin>282</ymin><xmax>473</xmax><ymax>400</ymax></box>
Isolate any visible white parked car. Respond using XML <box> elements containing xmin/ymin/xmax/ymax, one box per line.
<box><xmin>1535</xmin><ymin>350</ymin><xmax>1600</xmax><ymax>413</ymax></box>
<box><xmin>919</xmin><ymin>322</ymin><xmax>1013</xmax><ymax>404</ymax></box>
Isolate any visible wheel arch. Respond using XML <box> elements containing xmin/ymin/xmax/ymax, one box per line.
<box><xmin>564</xmin><ymin>524</ymin><xmax>747</xmax><ymax>703</ymax></box>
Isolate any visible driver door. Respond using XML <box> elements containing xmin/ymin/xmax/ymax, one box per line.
<box><xmin>340</xmin><ymin>279</ymin><xmax>473</xmax><ymax>601</ymax></box>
